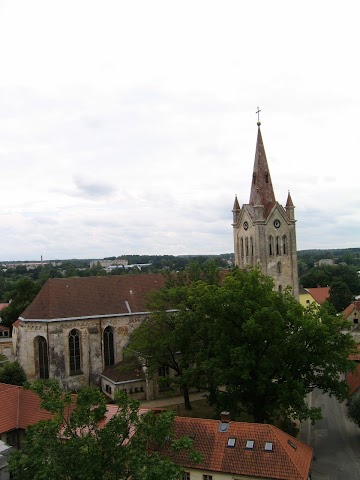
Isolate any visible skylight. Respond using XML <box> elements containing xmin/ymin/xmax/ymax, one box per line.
<box><xmin>264</xmin><ymin>442</ymin><xmax>273</xmax><ymax>451</ymax></box>
<box><xmin>227</xmin><ymin>438</ymin><xmax>236</xmax><ymax>448</ymax></box>
<box><xmin>288</xmin><ymin>439</ymin><xmax>297</xmax><ymax>450</ymax></box>
<box><xmin>246</xmin><ymin>440</ymin><xmax>254</xmax><ymax>449</ymax></box>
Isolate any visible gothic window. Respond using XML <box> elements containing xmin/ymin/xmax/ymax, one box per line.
<box><xmin>241</xmin><ymin>238</ymin><xmax>244</xmax><ymax>257</ymax></box>
<box><xmin>103</xmin><ymin>326</ymin><xmax>115</xmax><ymax>367</ymax></box>
<box><xmin>276</xmin><ymin>236</ymin><xmax>280</xmax><ymax>255</ymax></box>
<box><xmin>35</xmin><ymin>336</ymin><xmax>49</xmax><ymax>380</ymax></box>
<box><xmin>69</xmin><ymin>329</ymin><xmax>82</xmax><ymax>375</ymax></box>
<box><xmin>245</xmin><ymin>237</ymin><xmax>249</xmax><ymax>257</ymax></box>
<box><xmin>250</xmin><ymin>237</ymin><xmax>254</xmax><ymax>256</ymax></box>
<box><xmin>277</xmin><ymin>261</ymin><xmax>282</xmax><ymax>274</ymax></box>
<box><xmin>269</xmin><ymin>236</ymin><xmax>274</xmax><ymax>256</ymax></box>
<box><xmin>282</xmin><ymin>235</ymin><xmax>288</xmax><ymax>254</ymax></box>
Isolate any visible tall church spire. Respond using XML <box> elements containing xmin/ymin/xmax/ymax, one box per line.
<box><xmin>249</xmin><ymin>125</ymin><xmax>276</xmax><ymax>218</ymax></box>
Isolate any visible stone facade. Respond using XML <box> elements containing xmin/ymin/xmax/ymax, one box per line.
<box><xmin>233</xmin><ymin>125</ymin><xmax>299</xmax><ymax>298</ymax></box>
<box><xmin>14</xmin><ymin>274</ymin><xmax>166</xmax><ymax>391</ymax></box>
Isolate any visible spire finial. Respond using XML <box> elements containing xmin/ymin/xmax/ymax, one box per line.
<box><xmin>256</xmin><ymin>107</ymin><xmax>261</xmax><ymax>126</ymax></box>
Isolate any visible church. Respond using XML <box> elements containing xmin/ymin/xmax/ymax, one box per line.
<box><xmin>13</xmin><ymin>121</ymin><xmax>299</xmax><ymax>392</ymax></box>
<box><xmin>232</xmin><ymin>121</ymin><xmax>299</xmax><ymax>298</ymax></box>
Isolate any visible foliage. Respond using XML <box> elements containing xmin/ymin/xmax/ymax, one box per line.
<box><xmin>348</xmin><ymin>396</ymin><xmax>360</xmax><ymax>428</ymax></box>
<box><xmin>299</xmin><ymin>264</ymin><xmax>360</xmax><ymax>297</ymax></box>
<box><xmin>129</xmin><ymin>262</ymin><xmax>220</xmax><ymax>410</ymax></box>
<box><xmin>1</xmin><ymin>278</ymin><xmax>41</xmax><ymax>328</ymax></box>
<box><xmin>0</xmin><ymin>361</ymin><xmax>27</xmax><ymax>386</ymax></box>
<box><xmin>9</xmin><ymin>380</ymin><xmax>198</xmax><ymax>480</ymax></box>
<box><xmin>329</xmin><ymin>280</ymin><xmax>353</xmax><ymax>312</ymax></box>
<box><xmin>133</xmin><ymin>268</ymin><xmax>356</xmax><ymax>424</ymax></box>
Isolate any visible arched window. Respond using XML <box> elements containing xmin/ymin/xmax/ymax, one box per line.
<box><xmin>269</xmin><ymin>236</ymin><xmax>274</xmax><ymax>256</ymax></box>
<box><xmin>69</xmin><ymin>329</ymin><xmax>81</xmax><ymax>375</ymax></box>
<box><xmin>250</xmin><ymin>237</ymin><xmax>254</xmax><ymax>256</ymax></box>
<box><xmin>282</xmin><ymin>235</ymin><xmax>288</xmax><ymax>255</ymax></box>
<box><xmin>277</xmin><ymin>261</ymin><xmax>282</xmax><ymax>274</ymax></box>
<box><xmin>276</xmin><ymin>236</ymin><xmax>280</xmax><ymax>255</ymax></box>
<box><xmin>103</xmin><ymin>326</ymin><xmax>115</xmax><ymax>367</ymax></box>
<box><xmin>241</xmin><ymin>238</ymin><xmax>244</xmax><ymax>257</ymax></box>
<box><xmin>35</xmin><ymin>336</ymin><xmax>49</xmax><ymax>379</ymax></box>
<box><xmin>245</xmin><ymin>237</ymin><xmax>249</xmax><ymax>257</ymax></box>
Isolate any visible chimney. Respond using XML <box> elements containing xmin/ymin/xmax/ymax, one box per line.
<box><xmin>221</xmin><ymin>411</ymin><xmax>230</xmax><ymax>423</ymax></box>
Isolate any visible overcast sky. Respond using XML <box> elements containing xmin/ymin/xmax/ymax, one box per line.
<box><xmin>0</xmin><ymin>0</ymin><xmax>359</xmax><ymax>261</ymax></box>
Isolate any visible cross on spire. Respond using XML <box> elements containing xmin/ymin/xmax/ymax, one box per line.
<box><xmin>256</xmin><ymin>107</ymin><xmax>261</xmax><ymax>126</ymax></box>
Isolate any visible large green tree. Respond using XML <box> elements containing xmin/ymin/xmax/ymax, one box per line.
<box><xmin>9</xmin><ymin>380</ymin><xmax>197</xmax><ymax>480</ymax></box>
<box><xmin>134</xmin><ymin>268</ymin><xmax>356</xmax><ymax>424</ymax></box>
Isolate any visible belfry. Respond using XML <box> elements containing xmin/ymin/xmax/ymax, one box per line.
<box><xmin>232</xmin><ymin>117</ymin><xmax>299</xmax><ymax>297</ymax></box>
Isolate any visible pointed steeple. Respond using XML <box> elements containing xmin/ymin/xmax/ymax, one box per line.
<box><xmin>285</xmin><ymin>190</ymin><xmax>295</xmax><ymax>220</ymax></box>
<box><xmin>249</xmin><ymin>126</ymin><xmax>276</xmax><ymax>218</ymax></box>
<box><xmin>232</xmin><ymin>195</ymin><xmax>240</xmax><ymax>211</ymax></box>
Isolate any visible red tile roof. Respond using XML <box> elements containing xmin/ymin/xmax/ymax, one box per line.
<box><xmin>346</xmin><ymin>363</ymin><xmax>360</xmax><ymax>396</ymax></box>
<box><xmin>343</xmin><ymin>300</ymin><xmax>360</xmax><ymax>319</ymax></box>
<box><xmin>20</xmin><ymin>274</ymin><xmax>167</xmax><ymax>320</ymax></box>
<box><xmin>0</xmin><ymin>303</ymin><xmax>9</xmax><ymax>312</ymax></box>
<box><xmin>166</xmin><ymin>417</ymin><xmax>312</xmax><ymax>480</ymax></box>
<box><xmin>0</xmin><ymin>383</ymin><xmax>53</xmax><ymax>434</ymax></box>
<box><xmin>305</xmin><ymin>287</ymin><xmax>330</xmax><ymax>305</ymax></box>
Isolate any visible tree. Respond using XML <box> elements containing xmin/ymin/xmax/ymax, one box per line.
<box><xmin>191</xmin><ymin>269</ymin><xmax>356</xmax><ymax>423</ymax></box>
<box><xmin>1</xmin><ymin>278</ymin><xmax>41</xmax><ymax>328</ymax></box>
<box><xmin>348</xmin><ymin>396</ymin><xmax>360</xmax><ymax>427</ymax></box>
<box><xmin>329</xmin><ymin>280</ymin><xmax>353</xmax><ymax>312</ymax></box>
<box><xmin>135</xmin><ymin>268</ymin><xmax>356</xmax><ymax>424</ymax></box>
<box><xmin>0</xmin><ymin>361</ymin><xmax>27</xmax><ymax>386</ymax></box>
<box><xmin>129</xmin><ymin>263</ymin><xmax>220</xmax><ymax>410</ymax></box>
<box><xmin>9</xmin><ymin>380</ymin><xmax>198</xmax><ymax>480</ymax></box>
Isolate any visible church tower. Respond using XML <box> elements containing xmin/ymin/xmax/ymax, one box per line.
<box><xmin>232</xmin><ymin>120</ymin><xmax>299</xmax><ymax>298</ymax></box>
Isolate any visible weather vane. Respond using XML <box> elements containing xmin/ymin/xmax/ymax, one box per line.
<box><xmin>256</xmin><ymin>107</ymin><xmax>261</xmax><ymax>126</ymax></box>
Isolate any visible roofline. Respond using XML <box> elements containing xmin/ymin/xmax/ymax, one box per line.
<box><xmin>100</xmin><ymin>374</ymin><xmax>145</xmax><ymax>385</ymax></box>
<box><xmin>18</xmin><ymin>309</ymin><xmax>178</xmax><ymax>323</ymax></box>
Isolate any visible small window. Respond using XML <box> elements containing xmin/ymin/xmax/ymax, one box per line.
<box><xmin>105</xmin><ymin>384</ymin><xmax>112</xmax><ymax>394</ymax></box>
<box><xmin>203</xmin><ymin>476</ymin><xmax>213</xmax><ymax>480</ymax></box>
<box><xmin>306</xmin><ymin>299</ymin><xmax>310</xmax><ymax>304</ymax></box>
<box><xmin>246</xmin><ymin>440</ymin><xmax>254</xmax><ymax>449</ymax></box>
<box><xmin>241</xmin><ymin>238</ymin><xmax>244</xmax><ymax>257</ymax></box>
<box><xmin>183</xmin><ymin>473</ymin><xmax>190</xmax><ymax>480</ymax></box>
<box><xmin>227</xmin><ymin>438</ymin><xmax>236</xmax><ymax>448</ymax></box>
<box><xmin>278</xmin><ymin>285</ymin><xmax>282</xmax><ymax>293</ymax></box>
<box><xmin>264</xmin><ymin>442</ymin><xmax>273</xmax><ymax>451</ymax></box>
<box><xmin>140</xmin><ymin>386</ymin><xmax>144</xmax><ymax>392</ymax></box>
<box><xmin>354</xmin><ymin>318</ymin><xmax>359</xmax><ymax>325</ymax></box>
<box><xmin>276</xmin><ymin>236</ymin><xmax>280</xmax><ymax>255</ymax></box>
<box><xmin>269</xmin><ymin>236</ymin><xmax>274</xmax><ymax>256</ymax></box>
<box><xmin>277</xmin><ymin>261</ymin><xmax>281</xmax><ymax>274</ymax></box>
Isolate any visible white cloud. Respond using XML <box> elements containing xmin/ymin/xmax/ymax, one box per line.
<box><xmin>0</xmin><ymin>0</ymin><xmax>358</xmax><ymax>260</ymax></box>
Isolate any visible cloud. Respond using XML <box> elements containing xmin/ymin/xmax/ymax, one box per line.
<box><xmin>72</xmin><ymin>176</ymin><xmax>117</xmax><ymax>199</ymax></box>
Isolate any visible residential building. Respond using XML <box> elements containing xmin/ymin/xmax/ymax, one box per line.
<box><xmin>166</xmin><ymin>413</ymin><xmax>313</xmax><ymax>480</ymax></box>
<box><xmin>299</xmin><ymin>286</ymin><xmax>330</xmax><ymax>308</ymax></box>
<box><xmin>232</xmin><ymin>123</ymin><xmax>299</xmax><ymax>298</ymax></box>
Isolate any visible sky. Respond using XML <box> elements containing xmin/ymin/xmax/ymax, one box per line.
<box><xmin>0</xmin><ymin>0</ymin><xmax>359</xmax><ymax>261</ymax></box>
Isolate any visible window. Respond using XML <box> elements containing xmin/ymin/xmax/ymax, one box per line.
<box><xmin>241</xmin><ymin>238</ymin><xmax>244</xmax><ymax>257</ymax></box>
<box><xmin>227</xmin><ymin>438</ymin><xmax>236</xmax><ymax>447</ymax></box>
<box><xmin>245</xmin><ymin>237</ymin><xmax>249</xmax><ymax>257</ymax></box>
<box><xmin>69</xmin><ymin>329</ymin><xmax>82</xmax><ymax>375</ymax></box>
<box><xmin>276</xmin><ymin>236</ymin><xmax>280</xmax><ymax>255</ymax></box>
<box><xmin>354</xmin><ymin>318</ymin><xmax>359</xmax><ymax>325</ymax></box>
<box><xmin>103</xmin><ymin>326</ymin><xmax>115</xmax><ymax>367</ymax></box>
<box><xmin>35</xmin><ymin>336</ymin><xmax>49</xmax><ymax>380</ymax></box>
<box><xmin>183</xmin><ymin>473</ymin><xmax>190</xmax><ymax>480</ymax></box>
<box><xmin>264</xmin><ymin>442</ymin><xmax>273</xmax><ymax>451</ymax></box>
<box><xmin>203</xmin><ymin>476</ymin><xmax>213</xmax><ymax>480</ymax></box>
<box><xmin>277</xmin><ymin>261</ymin><xmax>281</xmax><ymax>274</ymax></box>
<box><xmin>278</xmin><ymin>285</ymin><xmax>282</xmax><ymax>293</ymax></box>
<box><xmin>159</xmin><ymin>365</ymin><xmax>170</xmax><ymax>377</ymax></box>
<box><xmin>282</xmin><ymin>235</ymin><xmax>287</xmax><ymax>254</ymax></box>
<box><xmin>269</xmin><ymin>236</ymin><xmax>274</xmax><ymax>256</ymax></box>
<box><xmin>105</xmin><ymin>384</ymin><xmax>112</xmax><ymax>394</ymax></box>
<box><xmin>250</xmin><ymin>237</ymin><xmax>254</xmax><ymax>256</ymax></box>
<box><xmin>306</xmin><ymin>299</ymin><xmax>310</xmax><ymax>304</ymax></box>
<box><xmin>246</xmin><ymin>440</ymin><xmax>254</xmax><ymax>449</ymax></box>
